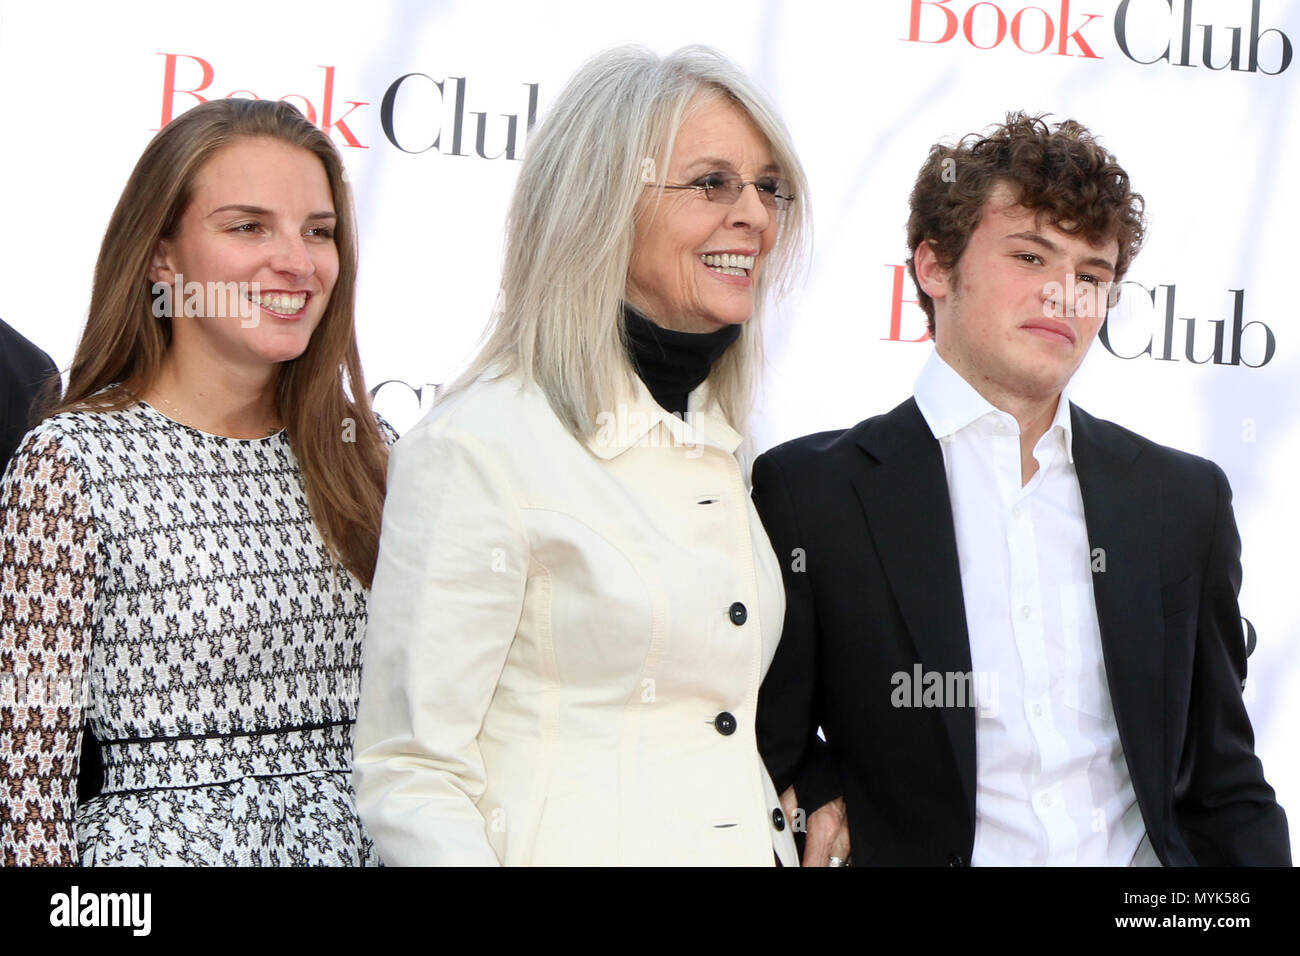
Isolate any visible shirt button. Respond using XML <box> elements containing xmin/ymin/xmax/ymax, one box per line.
<box><xmin>772</xmin><ymin>808</ymin><xmax>786</xmax><ymax>831</ymax></box>
<box><xmin>1011</xmin><ymin>506</ymin><xmax>1021</xmax><ymax>520</ymax></box>
<box><xmin>714</xmin><ymin>712</ymin><xmax>737</xmax><ymax>736</ymax></box>
<box><xmin>1042</xmin><ymin>793</ymin><xmax>1054</xmax><ymax>808</ymax></box>
<box><xmin>993</xmin><ymin>422</ymin><xmax>1006</xmax><ymax>434</ymax></box>
<box><xmin>1021</xmin><ymin>605</ymin><xmax>1032</xmax><ymax>619</ymax></box>
<box><xmin>1033</xmin><ymin>703</ymin><xmax>1043</xmax><ymax>717</ymax></box>
<box><xmin>728</xmin><ymin>602</ymin><xmax>748</xmax><ymax>626</ymax></box>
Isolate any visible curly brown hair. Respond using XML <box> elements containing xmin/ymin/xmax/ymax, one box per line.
<box><xmin>906</xmin><ymin>112</ymin><xmax>1146</xmax><ymax>338</ymax></box>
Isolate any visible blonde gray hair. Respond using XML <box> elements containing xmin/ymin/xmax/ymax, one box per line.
<box><xmin>446</xmin><ymin>44</ymin><xmax>810</xmax><ymax>437</ymax></box>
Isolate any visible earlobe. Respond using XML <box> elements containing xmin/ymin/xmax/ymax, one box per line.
<box><xmin>913</xmin><ymin>240</ymin><xmax>950</xmax><ymax>301</ymax></box>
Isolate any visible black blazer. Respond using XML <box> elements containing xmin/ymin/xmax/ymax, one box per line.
<box><xmin>753</xmin><ymin>397</ymin><xmax>1290</xmax><ymax>866</ymax></box>
<box><xmin>1</xmin><ymin>318</ymin><xmax>58</xmax><ymax>475</ymax></box>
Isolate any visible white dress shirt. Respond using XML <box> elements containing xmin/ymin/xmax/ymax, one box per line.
<box><xmin>914</xmin><ymin>352</ymin><xmax>1158</xmax><ymax>866</ymax></box>
<box><xmin>353</xmin><ymin>372</ymin><xmax>797</xmax><ymax>866</ymax></box>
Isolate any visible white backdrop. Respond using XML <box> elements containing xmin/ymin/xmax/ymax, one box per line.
<box><xmin>1</xmin><ymin>0</ymin><xmax>1296</xmax><ymax>858</ymax></box>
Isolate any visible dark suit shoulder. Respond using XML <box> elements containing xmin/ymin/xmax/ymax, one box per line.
<box><xmin>0</xmin><ymin>318</ymin><xmax>56</xmax><ymax>381</ymax></box>
<box><xmin>1</xmin><ymin>319</ymin><xmax>60</xmax><ymax>474</ymax></box>
<box><xmin>1070</xmin><ymin>403</ymin><xmax>1227</xmax><ymax>489</ymax></box>
<box><xmin>759</xmin><ymin>426</ymin><xmax>853</xmax><ymax>469</ymax></box>
<box><xmin>759</xmin><ymin>398</ymin><xmax>929</xmax><ymax>477</ymax></box>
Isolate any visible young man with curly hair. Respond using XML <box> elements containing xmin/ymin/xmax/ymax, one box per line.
<box><xmin>754</xmin><ymin>113</ymin><xmax>1289</xmax><ymax>867</ymax></box>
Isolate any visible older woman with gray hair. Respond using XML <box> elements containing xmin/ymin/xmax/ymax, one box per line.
<box><xmin>353</xmin><ymin>44</ymin><xmax>809</xmax><ymax>865</ymax></box>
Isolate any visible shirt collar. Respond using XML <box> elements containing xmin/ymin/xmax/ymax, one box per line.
<box><xmin>1046</xmin><ymin>380</ymin><xmax>1075</xmax><ymax>465</ymax></box>
<box><xmin>584</xmin><ymin>373</ymin><xmax>742</xmax><ymax>460</ymax></box>
<box><xmin>913</xmin><ymin>351</ymin><xmax>1075</xmax><ymax>464</ymax></box>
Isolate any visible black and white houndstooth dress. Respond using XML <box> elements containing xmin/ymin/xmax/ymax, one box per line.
<box><xmin>0</xmin><ymin>398</ymin><xmax>384</xmax><ymax>866</ymax></box>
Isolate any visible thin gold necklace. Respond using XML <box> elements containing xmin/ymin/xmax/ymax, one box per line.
<box><xmin>153</xmin><ymin>393</ymin><xmax>281</xmax><ymax>438</ymax></box>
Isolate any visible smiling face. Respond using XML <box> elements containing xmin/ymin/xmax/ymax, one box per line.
<box><xmin>148</xmin><ymin>136</ymin><xmax>339</xmax><ymax>372</ymax></box>
<box><xmin>626</xmin><ymin>95</ymin><xmax>781</xmax><ymax>333</ymax></box>
<box><xmin>918</xmin><ymin>182</ymin><xmax>1119</xmax><ymax>405</ymax></box>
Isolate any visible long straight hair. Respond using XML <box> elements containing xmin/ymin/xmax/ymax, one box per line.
<box><xmin>53</xmin><ymin>98</ymin><xmax>388</xmax><ymax>587</ymax></box>
<box><xmin>445</xmin><ymin>45</ymin><xmax>810</xmax><ymax>438</ymax></box>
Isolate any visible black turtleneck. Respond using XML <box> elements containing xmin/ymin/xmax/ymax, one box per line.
<box><xmin>622</xmin><ymin>305</ymin><xmax>741</xmax><ymax>418</ymax></box>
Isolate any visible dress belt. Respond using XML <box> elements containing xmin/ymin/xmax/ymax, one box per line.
<box><xmin>98</xmin><ymin>718</ymin><xmax>354</xmax><ymax>747</ymax></box>
<box><xmin>91</xmin><ymin>719</ymin><xmax>359</xmax><ymax>797</ymax></box>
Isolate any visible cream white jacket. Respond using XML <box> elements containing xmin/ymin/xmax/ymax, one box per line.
<box><xmin>353</xmin><ymin>373</ymin><xmax>797</xmax><ymax>866</ymax></box>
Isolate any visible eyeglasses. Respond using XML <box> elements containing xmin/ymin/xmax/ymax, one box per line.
<box><xmin>646</xmin><ymin>172</ymin><xmax>795</xmax><ymax>212</ymax></box>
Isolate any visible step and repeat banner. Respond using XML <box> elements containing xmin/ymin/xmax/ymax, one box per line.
<box><xmin>2</xmin><ymin>0</ymin><xmax>1296</xmax><ymax>856</ymax></box>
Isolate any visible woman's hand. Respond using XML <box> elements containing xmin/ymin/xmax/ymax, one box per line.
<box><xmin>781</xmin><ymin>786</ymin><xmax>850</xmax><ymax>866</ymax></box>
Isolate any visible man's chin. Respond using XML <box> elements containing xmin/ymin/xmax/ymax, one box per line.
<box><xmin>1000</xmin><ymin>362</ymin><xmax>1075</xmax><ymax>405</ymax></box>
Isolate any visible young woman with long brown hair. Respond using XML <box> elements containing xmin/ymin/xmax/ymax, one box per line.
<box><xmin>0</xmin><ymin>98</ymin><xmax>390</xmax><ymax>865</ymax></box>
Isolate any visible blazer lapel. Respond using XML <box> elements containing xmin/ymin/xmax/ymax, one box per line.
<box><xmin>1070</xmin><ymin>404</ymin><xmax>1167</xmax><ymax>834</ymax></box>
<box><xmin>848</xmin><ymin>399</ymin><xmax>977</xmax><ymax>810</ymax></box>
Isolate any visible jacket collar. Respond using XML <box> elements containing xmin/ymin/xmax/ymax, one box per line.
<box><xmin>1069</xmin><ymin>404</ymin><xmax>1167</xmax><ymax>846</ymax></box>
<box><xmin>584</xmin><ymin>373</ymin><xmax>742</xmax><ymax>460</ymax></box>
<box><xmin>847</xmin><ymin>396</ymin><xmax>978</xmax><ymax>818</ymax></box>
